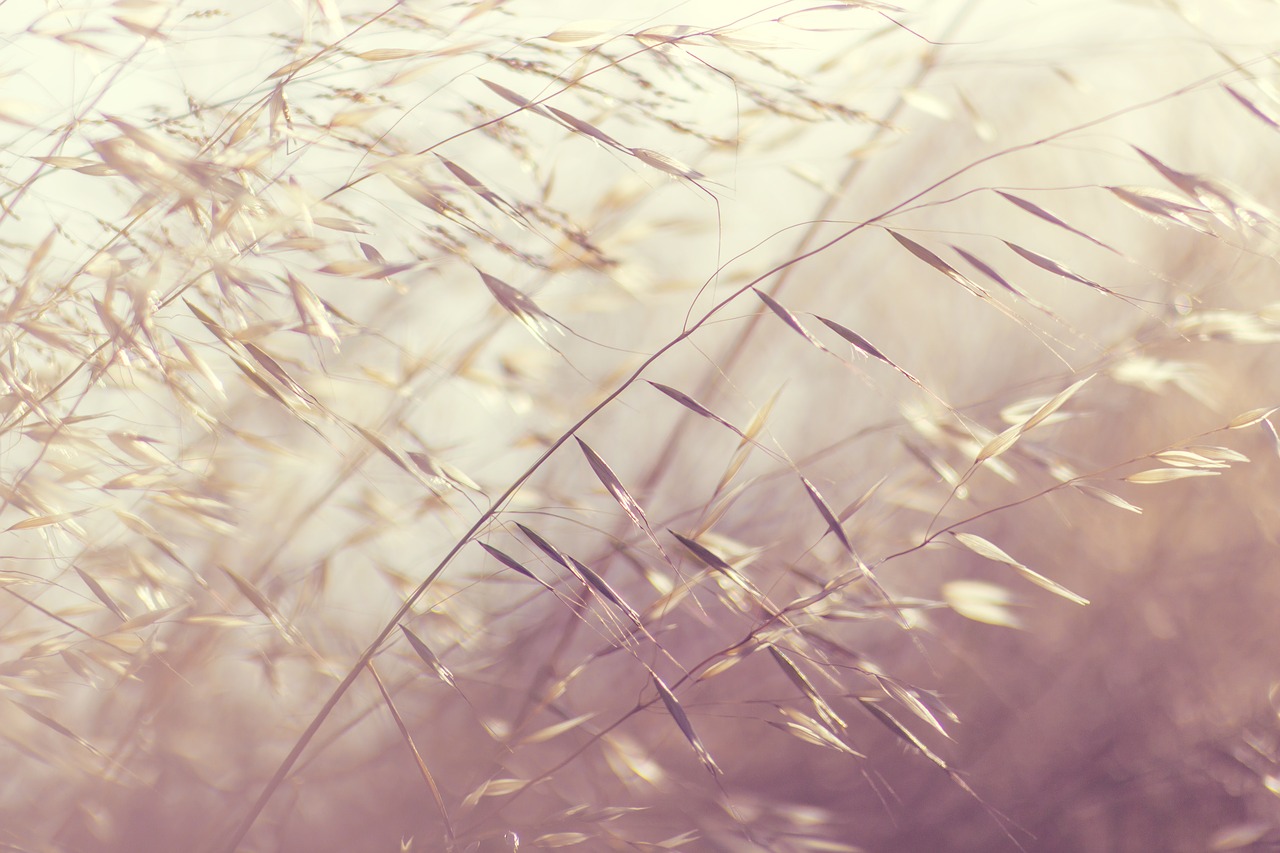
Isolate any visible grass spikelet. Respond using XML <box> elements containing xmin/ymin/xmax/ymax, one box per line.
<box><xmin>575</xmin><ymin>437</ymin><xmax>669</xmax><ymax>561</ymax></box>
<box><xmin>769</xmin><ymin>644</ymin><xmax>848</xmax><ymax>730</ymax></box>
<box><xmin>652</xmin><ymin>672</ymin><xmax>721</xmax><ymax>777</ymax></box>
<box><xmin>754</xmin><ymin>288</ymin><xmax>832</xmax><ymax>353</ymax></box>
<box><xmin>951</xmin><ymin>532</ymin><xmax>1089</xmax><ymax>606</ymax></box>
<box><xmin>478</xmin><ymin>542</ymin><xmax>553</xmax><ymax>588</ymax></box>
<box><xmin>800</xmin><ymin>475</ymin><xmax>855</xmax><ymax>556</ymax></box>
<box><xmin>889</xmin><ymin>230</ymin><xmax>985</xmax><ymax>297</ymax></box>
<box><xmin>645</xmin><ymin>381</ymin><xmax>749</xmax><ymax>440</ymax></box>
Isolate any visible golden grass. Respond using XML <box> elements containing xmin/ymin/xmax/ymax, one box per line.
<box><xmin>4</xmin><ymin>1</ymin><xmax>1280</xmax><ymax>850</ymax></box>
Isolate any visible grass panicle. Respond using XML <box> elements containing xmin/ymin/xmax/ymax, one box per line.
<box><xmin>3</xmin><ymin>1</ymin><xmax>1280</xmax><ymax>851</ymax></box>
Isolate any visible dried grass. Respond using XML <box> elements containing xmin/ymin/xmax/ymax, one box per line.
<box><xmin>4</xmin><ymin>0</ymin><xmax>1280</xmax><ymax>851</ymax></box>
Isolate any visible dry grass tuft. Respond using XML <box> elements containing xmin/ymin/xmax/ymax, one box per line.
<box><xmin>5</xmin><ymin>1</ymin><xmax>1280</xmax><ymax>850</ymax></box>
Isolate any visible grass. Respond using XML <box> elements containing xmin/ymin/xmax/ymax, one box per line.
<box><xmin>4</xmin><ymin>0</ymin><xmax>1280</xmax><ymax>850</ymax></box>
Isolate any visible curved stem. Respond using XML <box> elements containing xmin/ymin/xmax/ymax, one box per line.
<box><xmin>215</xmin><ymin>30</ymin><xmax>1263</xmax><ymax>853</ymax></box>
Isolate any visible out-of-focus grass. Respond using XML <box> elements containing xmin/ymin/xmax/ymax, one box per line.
<box><xmin>3</xmin><ymin>1</ymin><xmax>1280</xmax><ymax>851</ymax></box>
